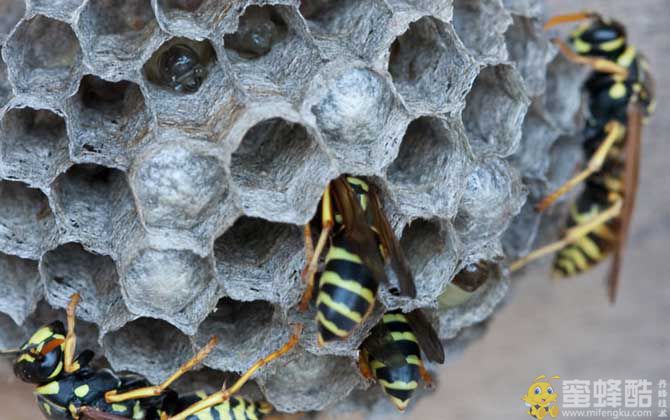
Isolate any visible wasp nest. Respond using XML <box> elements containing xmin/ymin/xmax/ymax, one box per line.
<box><xmin>0</xmin><ymin>0</ymin><xmax>582</xmax><ymax>416</ymax></box>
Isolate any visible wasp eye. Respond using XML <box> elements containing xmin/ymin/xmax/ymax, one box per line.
<box><xmin>535</xmin><ymin>387</ymin><xmax>541</xmax><ymax>395</ymax></box>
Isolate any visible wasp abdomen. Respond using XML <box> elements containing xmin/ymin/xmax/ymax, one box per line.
<box><xmin>181</xmin><ymin>395</ymin><xmax>272</xmax><ymax>420</ymax></box>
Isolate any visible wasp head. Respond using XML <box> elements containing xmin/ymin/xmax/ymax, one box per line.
<box><xmin>13</xmin><ymin>321</ymin><xmax>66</xmax><ymax>384</ymax></box>
<box><xmin>570</xmin><ymin>17</ymin><xmax>627</xmax><ymax>59</ymax></box>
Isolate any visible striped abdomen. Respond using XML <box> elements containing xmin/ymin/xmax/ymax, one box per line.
<box><xmin>316</xmin><ymin>235</ymin><xmax>378</xmax><ymax>344</ymax></box>
<box><xmin>370</xmin><ymin>311</ymin><xmax>422</xmax><ymax>411</ymax></box>
<box><xmin>183</xmin><ymin>395</ymin><xmax>272</xmax><ymax>420</ymax></box>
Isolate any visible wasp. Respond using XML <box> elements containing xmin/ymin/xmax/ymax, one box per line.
<box><xmin>144</xmin><ymin>40</ymin><xmax>213</xmax><ymax>93</ymax></box>
<box><xmin>511</xmin><ymin>11</ymin><xmax>655</xmax><ymax>302</ymax></box>
<box><xmin>358</xmin><ymin>309</ymin><xmax>445</xmax><ymax>411</ymax></box>
<box><xmin>298</xmin><ymin>175</ymin><xmax>416</xmax><ymax>345</ymax></box>
<box><xmin>3</xmin><ymin>293</ymin><xmax>302</xmax><ymax>420</ymax></box>
<box><xmin>438</xmin><ymin>261</ymin><xmax>493</xmax><ymax>309</ymax></box>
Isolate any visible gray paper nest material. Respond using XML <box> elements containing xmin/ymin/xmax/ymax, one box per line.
<box><xmin>0</xmin><ymin>0</ymin><xmax>583</xmax><ymax>415</ymax></box>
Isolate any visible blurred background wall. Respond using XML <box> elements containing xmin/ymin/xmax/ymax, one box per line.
<box><xmin>1</xmin><ymin>0</ymin><xmax>668</xmax><ymax>419</ymax></box>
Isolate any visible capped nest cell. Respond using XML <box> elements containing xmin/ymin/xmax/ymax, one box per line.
<box><xmin>0</xmin><ymin>0</ymin><xmax>586</xmax><ymax>416</ymax></box>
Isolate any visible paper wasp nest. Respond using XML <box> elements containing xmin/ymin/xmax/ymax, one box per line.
<box><xmin>0</xmin><ymin>0</ymin><xmax>583</xmax><ymax>416</ymax></box>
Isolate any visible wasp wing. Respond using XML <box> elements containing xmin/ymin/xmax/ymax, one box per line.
<box><xmin>607</xmin><ymin>105</ymin><xmax>643</xmax><ymax>302</ymax></box>
<box><xmin>330</xmin><ymin>177</ymin><xmax>388</xmax><ymax>287</ymax></box>
<box><xmin>367</xmin><ymin>185</ymin><xmax>416</xmax><ymax>298</ymax></box>
<box><xmin>405</xmin><ymin>309</ymin><xmax>445</xmax><ymax>364</ymax></box>
<box><xmin>79</xmin><ymin>407</ymin><xmax>131</xmax><ymax>420</ymax></box>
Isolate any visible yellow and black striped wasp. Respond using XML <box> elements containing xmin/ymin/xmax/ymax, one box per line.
<box><xmin>511</xmin><ymin>11</ymin><xmax>655</xmax><ymax>302</ymax></box>
<box><xmin>358</xmin><ymin>309</ymin><xmax>445</xmax><ymax>411</ymax></box>
<box><xmin>298</xmin><ymin>175</ymin><xmax>416</xmax><ymax>344</ymax></box>
<box><xmin>3</xmin><ymin>293</ymin><xmax>302</xmax><ymax>420</ymax></box>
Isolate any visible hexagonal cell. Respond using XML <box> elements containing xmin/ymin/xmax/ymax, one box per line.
<box><xmin>306</xmin><ymin>65</ymin><xmax>408</xmax><ymax>174</ymax></box>
<box><xmin>299</xmin><ymin>0</ymin><xmax>392</xmax><ymax>61</ymax></box>
<box><xmin>41</xmin><ymin>243</ymin><xmax>132</xmax><ymax>334</ymax></box>
<box><xmin>51</xmin><ymin>164</ymin><xmax>137</xmax><ymax>255</ymax></box>
<box><xmin>0</xmin><ymin>180</ymin><xmax>57</xmax><ymax>259</ymax></box>
<box><xmin>437</xmin><ymin>263</ymin><xmax>509</xmax><ymax>339</ymax></box>
<box><xmin>3</xmin><ymin>15</ymin><xmax>83</xmax><ymax>102</ymax></box>
<box><xmin>387</xmin><ymin>16</ymin><xmax>477</xmax><ymax>114</ymax></box>
<box><xmin>27</xmin><ymin>0</ymin><xmax>85</xmax><ymax>22</ymax></box>
<box><xmin>387</xmin><ymin>115</ymin><xmax>471</xmax><ymax>219</ymax></box>
<box><xmin>0</xmin><ymin>253</ymin><xmax>41</xmax><ymax>325</ymax></box>
<box><xmin>120</xmin><ymin>246</ymin><xmax>218</xmax><ymax>335</ymax></box>
<box><xmin>223</xmin><ymin>5</ymin><xmax>320</xmax><ymax>102</ymax></box>
<box><xmin>154</xmin><ymin>0</ymin><xmax>227</xmax><ymax>39</ymax></box>
<box><xmin>395</xmin><ymin>218</ymin><xmax>460</xmax><ymax>304</ymax></box>
<box><xmin>0</xmin><ymin>50</ymin><xmax>11</xmax><ymax>109</ymax></box>
<box><xmin>0</xmin><ymin>106</ymin><xmax>70</xmax><ymax>187</ymax></box>
<box><xmin>258</xmin><ymin>349</ymin><xmax>362</xmax><ymax>412</ymax></box>
<box><xmin>454</xmin><ymin>158</ymin><xmax>526</xmax><ymax>247</ymax></box>
<box><xmin>214</xmin><ymin>217</ymin><xmax>303</xmax><ymax>306</ymax></box>
<box><xmin>543</xmin><ymin>52</ymin><xmax>587</xmax><ymax>133</ymax></box>
<box><xmin>452</xmin><ymin>0</ymin><xmax>511</xmax><ymax>64</ymax></box>
<box><xmin>77</xmin><ymin>0</ymin><xmax>161</xmax><ymax>79</ymax></box>
<box><xmin>0</xmin><ymin>0</ymin><xmax>24</xmax><ymax>36</ymax></box>
<box><xmin>438</xmin><ymin>260</ymin><xmax>496</xmax><ymax>309</ymax></box>
<box><xmin>66</xmin><ymin>75</ymin><xmax>151</xmax><ymax>169</ymax></box>
<box><xmin>505</xmin><ymin>15</ymin><xmax>554</xmax><ymax>97</ymax></box>
<box><xmin>230</xmin><ymin>116</ymin><xmax>333</xmax><ymax>224</ymax></box>
<box><xmin>462</xmin><ymin>65</ymin><xmax>529</xmax><ymax>158</ymax></box>
<box><xmin>103</xmin><ymin>317</ymin><xmax>194</xmax><ymax>385</ymax></box>
<box><xmin>195</xmin><ymin>299</ymin><xmax>289</xmax><ymax>374</ymax></box>
<box><xmin>131</xmin><ymin>139</ymin><xmax>231</xmax><ymax>234</ymax></box>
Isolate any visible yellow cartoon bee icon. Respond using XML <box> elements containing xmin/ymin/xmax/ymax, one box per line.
<box><xmin>523</xmin><ymin>375</ymin><xmax>561</xmax><ymax>419</ymax></box>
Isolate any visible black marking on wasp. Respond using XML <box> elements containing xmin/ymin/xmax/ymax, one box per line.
<box><xmin>298</xmin><ymin>175</ymin><xmax>416</xmax><ymax>345</ymax></box>
<box><xmin>3</xmin><ymin>293</ymin><xmax>302</xmax><ymax>420</ymax></box>
<box><xmin>358</xmin><ymin>309</ymin><xmax>445</xmax><ymax>411</ymax></box>
<box><xmin>511</xmin><ymin>11</ymin><xmax>655</xmax><ymax>302</ymax></box>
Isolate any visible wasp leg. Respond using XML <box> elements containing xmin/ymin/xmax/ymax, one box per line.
<box><xmin>536</xmin><ymin>121</ymin><xmax>626</xmax><ymax>212</ymax></box>
<box><xmin>358</xmin><ymin>350</ymin><xmax>374</xmax><ymax>381</ymax></box>
<box><xmin>418</xmin><ymin>362</ymin><xmax>434</xmax><ymax>389</ymax></box>
<box><xmin>168</xmin><ymin>324</ymin><xmax>302</xmax><ymax>420</ymax></box>
<box><xmin>299</xmin><ymin>183</ymin><xmax>334</xmax><ymax>312</ymax></box>
<box><xmin>543</xmin><ymin>11</ymin><xmax>596</xmax><ymax>30</ymax></box>
<box><xmin>64</xmin><ymin>293</ymin><xmax>81</xmax><ymax>374</ymax></box>
<box><xmin>105</xmin><ymin>336</ymin><xmax>218</xmax><ymax>403</ymax></box>
<box><xmin>552</xmin><ymin>38</ymin><xmax>629</xmax><ymax>79</ymax></box>
<box><xmin>511</xmin><ymin>199</ymin><xmax>623</xmax><ymax>272</ymax></box>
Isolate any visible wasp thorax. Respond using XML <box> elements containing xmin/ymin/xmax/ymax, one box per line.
<box><xmin>224</xmin><ymin>6</ymin><xmax>287</xmax><ymax>59</ymax></box>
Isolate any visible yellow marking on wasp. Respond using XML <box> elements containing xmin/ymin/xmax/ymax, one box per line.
<box><xmin>383</xmin><ymin>313</ymin><xmax>408</xmax><ymax>323</ymax></box>
<box><xmin>258</xmin><ymin>401</ymin><xmax>273</xmax><ymax>414</ymax></box>
<box><xmin>232</xmin><ymin>397</ymin><xmax>246</xmax><ymax>419</ymax></box>
<box><xmin>557</xmin><ymin>258</ymin><xmax>577</xmax><ymax>276</ymax></box>
<box><xmin>246</xmin><ymin>401</ymin><xmax>259</xmax><ymax>420</ymax></box>
<box><xmin>17</xmin><ymin>353</ymin><xmax>36</xmax><ymax>363</ymax></box>
<box><xmin>216</xmin><ymin>401</ymin><xmax>233</xmax><ymax>420</ymax></box>
<box><xmin>609</xmin><ymin>82</ymin><xmax>627</xmax><ymax>99</ymax></box>
<box><xmin>648</xmin><ymin>99</ymin><xmax>657</xmax><ymax>114</ymax></box>
<box><xmin>563</xmin><ymin>247</ymin><xmax>590</xmax><ymax>271</ymax></box>
<box><xmin>359</xmin><ymin>194</ymin><xmax>369</xmax><ymax>211</ymax></box>
<box><xmin>327</xmin><ymin>247</ymin><xmax>363</xmax><ymax>264</ymax></box>
<box><xmin>74</xmin><ymin>384</ymin><xmax>90</xmax><ymax>398</ymax></box>
<box><xmin>600</xmin><ymin>37</ymin><xmax>625</xmax><ymax>52</ymax></box>
<box><xmin>346</xmin><ymin>177</ymin><xmax>369</xmax><ymax>191</ymax></box>
<box><xmin>133</xmin><ymin>401</ymin><xmax>145</xmax><ymax>420</ymax></box>
<box><xmin>320</xmin><ymin>271</ymin><xmax>375</xmax><ymax>304</ymax></box>
<box><xmin>573</xmin><ymin>38</ymin><xmax>591</xmax><ymax>53</ymax></box>
<box><xmin>617</xmin><ymin>46</ymin><xmax>637</xmax><ymax>67</ymax></box>
<box><xmin>571</xmin><ymin>204</ymin><xmax>600</xmax><ymax>225</ymax></box>
<box><xmin>370</xmin><ymin>360</ymin><xmax>386</xmax><ymax>371</ymax></box>
<box><xmin>36</xmin><ymin>381</ymin><xmax>60</xmax><ymax>395</ymax></box>
<box><xmin>47</xmin><ymin>361</ymin><xmax>63</xmax><ymax>379</ymax></box>
<box><xmin>405</xmin><ymin>355</ymin><xmax>421</xmax><ymax>365</ymax></box>
<box><xmin>316</xmin><ymin>312</ymin><xmax>350</xmax><ymax>337</ymax></box>
<box><xmin>43</xmin><ymin>403</ymin><xmax>52</xmax><ymax>416</ymax></box>
<box><xmin>316</xmin><ymin>292</ymin><xmax>364</xmax><ymax>323</ymax></box>
<box><xmin>390</xmin><ymin>331</ymin><xmax>418</xmax><ymax>343</ymax></box>
<box><xmin>576</xmin><ymin>236</ymin><xmax>603</xmax><ymax>261</ymax></box>
<box><xmin>603</xmin><ymin>175</ymin><xmax>623</xmax><ymax>192</ymax></box>
<box><xmin>29</xmin><ymin>326</ymin><xmax>55</xmax><ymax>345</ymax></box>
<box><xmin>196</xmin><ymin>390</ymin><xmax>208</xmax><ymax>399</ymax></box>
<box><xmin>195</xmin><ymin>409</ymin><xmax>215</xmax><ymax>420</ymax></box>
<box><xmin>592</xmin><ymin>223</ymin><xmax>617</xmax><ymax>242</ymax></box>
<box><xmin>112</xmin><ymin>403</ymin><xmax>128</xmax><ymax>413</ymax></box>
<box><xmin>379</xmin><ymin>379</ymin><xmax>419</xmax><ymax>391</ymax></box>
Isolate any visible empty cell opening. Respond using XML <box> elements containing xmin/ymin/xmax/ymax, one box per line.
<box><xmin>388</xmin><ymin>116</ymin><xmax>454</xmax><ymax>187</ymax></box>
<box><xmin>0</xmin><ymin>252</ymin><xmax>41</xmax><ymax>325</ymax></box>
<box><xmin>41</xmin><ymin>243</ymin><xmax>127</xmax><ymax>330</ymax></box>
<box><xmin>1</xmin><ymin>107</ymin><xmax>70</xmax><ymax>184</ymax></box>
<box><xmin>452</xmin><ymin>0</ymin><xmax>509</xmax><ymax>60</ymax></box>
<box><xmin>51</xmin><ymin>164</ymin><xmax>128</xmax><ymax>239</ymax></box>
<box><xmin>224</xmin><ymin>5</ymin><xmax>288</xmax><ymax>60</ymax></box>
<box><xmin>505</xmin><ymin>16</ymin><xmax>550</xmax><ymax>96</ymax></box>
<box><xmin>0</xmin><ymin>0</ymin><xmax>25</xmax><ymax>36</ymax></box>
<box><xmin>400</xmin><ymin>219</ymin><xmax>447</xmax><ymax>277</ymax></box>
<box><xmin>6</xmin><ymin>16</ymin><xmax>82</xmax><ymax>95</ymax></box>
<box><xmin>103</xmin><ymin>317</ymin><xmax>193</xmax><ymax>384</ymax></box>
<box><xmin>0</xmin><ymin>312</ymin><xmax>26</xmax><ymax>349</ymax></box>
<box><xmin>214</xmin><ymin>217</ymin><xmax>302</xmax><ymax>301</ymax></box>
<box><xmin>69</xmin><ymin>76</ymin><xmax>149</xmax><ymax>162</ymax></box>
<box><xmin>143</xmin><ymin>37</ymin><xmax>217</xmax><ymax>94</ymax></box>
<box><xmin>231</xmin><ymin>118</ymin><xmax>317</xmax><ymax>191</ymax></box>
<box><xmin>462</xmin><ymin>65</ymin><xmax>527</xmax><ymax>156</ymax></box>
<box><xmin>0</xmin><ymin>180</ymin><xmax>55</xmax><ymax>258</ymax></box>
